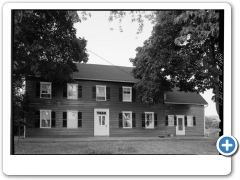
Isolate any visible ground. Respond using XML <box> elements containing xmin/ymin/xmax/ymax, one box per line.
<box><xmin>14</xmin><ymin>137</ymin><xmax>219</xmax><ymax>155</ymax></box>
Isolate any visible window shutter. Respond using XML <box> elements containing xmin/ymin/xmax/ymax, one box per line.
<box><xmin>92</xmin><ymin>86</ymin><xmax>96</xmax><ymax>101</ymax></box>
<box><xmin>184</xmin><ymin>115</ymin><xmax>187</xmax><ymax>127</ymax></box>
<box><xmin>51</xmin><ymin>111</ymin><xmax>56</xmax><ymax>128</ymax></box>
<box><xmin>78</xmin><ymin>112</ymin><xmax>82</xmax><ymax>127</ymax></box>
<box><xmin>132</xmin><ymin>88</ymin><xmax>136</xmax><ymax>102</ymax></box>
<box><xmin>52</xmin><ymin>84</ymin><xmax>56</xmax><ymax>98</ymax></box>
<box><xmin>142</xmin><ymin>113</ymin><xmax>145</xmax><ymax>128</ymax></box>
<box><xmin>165</xmin><ymin>115</ymin><xmax>168</xmax><ymax>126</ymax></box>
<box><xmin>132</xmin><ymin>113</ymin><xmax>136</xmax><ymax>128</ymax></box>
<box><xmin>63</xmin><ymin>112</ymin><xmax>67</xmax><ymax>127</ymax></box>
<box><xmin>78</xmin><ymin>85</ymin><xmax>82</xmax><ymax>99</ymax></box>
<box><xmin>35</xmin><ymin>111</ymin><xmax>40</xmax><ymax>128</ymax></box>
<box><xmin>119</xmin><ymin>113</ymin><xmax>123</xmax><ymax>128</ymax></box>
<box><xmin>154</xmin><ymin>113</ymin><xmax>158</xmax><ymax>127</ymax></box>
<box><xmin>106</xmin><ymin>87</ymin><xmax>110</xmax><ymax>101</ymax></box>
<box><xmin>63</xmin><ymin>84</ymin><xmax>67</xmax><ymax>98</ymax></box>
<box><xmin>174</xmin><ymin>115</ymin><xmax>177</xmax><ymax>126</ymax></box>
<box><xmin>35</xmin><ymin>82</ymin><xmax>40</xmax><ymax>98</ymax></box>
<box><xmin>193</xmin><ymin>116</ymin><xmax>196</xmax><ymax>126</ymax></box>
<box><xmin>119</xmin><ymin>87</ymin><xmax>122</xmax><ymax>101</ymax></box>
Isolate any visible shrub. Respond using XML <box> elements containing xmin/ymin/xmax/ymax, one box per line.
<box><xmin>205</xmin><ymin>116</ymin><xmax>220</xmax><ymax>137</ymax></box>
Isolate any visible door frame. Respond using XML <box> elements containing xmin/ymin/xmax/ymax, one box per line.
<box><xmin>176</xmin><ymin>115</ymin><xmax>185</xmax><ymax>135</ymax></box>
<box><xmin>94</xmin><ymin>108</ymin><xmax>109</xmax><ymax>136</ymax></box>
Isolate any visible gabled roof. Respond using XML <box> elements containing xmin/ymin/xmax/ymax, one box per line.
<box><xmin>165</xmin><ymin>88</ymin><xmax>208</xmax><ymax>105</ymax></box>
<box><xmin>72</xmin><ymin>63</ymin><xmax>137</xmax><ymax>83</ymax></box>
<box><xmin>73</xmin><ymin>63</ymin><xmax>208</xmax><ymax>105</ymax></box>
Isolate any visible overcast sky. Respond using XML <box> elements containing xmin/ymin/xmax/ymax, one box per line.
<box><xmin>74</xmin><ymin>11</ymin><xmax>218</xmax><ymax>116</ymax></box>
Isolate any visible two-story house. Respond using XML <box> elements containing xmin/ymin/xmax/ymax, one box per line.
<box><xmin>25</xmin><ymin>63</ymin><xmax>208</xmax><ymax>137</ymax></box>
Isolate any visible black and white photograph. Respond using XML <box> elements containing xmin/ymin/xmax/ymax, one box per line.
<box><xmin>12</xmin><ymin>9</ymin><xmax>224</xmax><ymax>155</ymax></box>
<box><xmin>2</xmin><ymin>2</ymin><xmax>235</xmax><ymax>176</ymax></box>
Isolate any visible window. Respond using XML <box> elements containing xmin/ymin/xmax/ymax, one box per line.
<box><xmin>122</xmin><ymin>87</ymin><xmax>132</xmax><ymax>102</ymax></box>
<box><xmin>97</xmin><ymin>111</ymin><xmax>106</xmax><ymax>126</ymax></box>
<box><xmin>187</xmin><ymin>116</ymin><xmax>193</xmax><ymax>127</ymax></box>
<box><xmin>145</xmin><ymin>112</ymin><xmax>154</xmax><ymax>129</ymax></box>
<box><xmin>67</xmin><ymin>83</ymin><xmax>78</xmax><ymax>99</ymax></box>
<box><xmin>168</xmin><ymin>115</ymin><xmax>175</xmax><ymax>126</ymax></box>
<box><xmin>40</xmin><ymin>110</ymin><xmax>51</xmax><ymax>128</ymax></box>
<box><xmin>123</xmin><ymin>111</ymin><xmax>132</xmax><ymax>128</ymax></box>
<box><xmin>40</xmin><ymin>82</ymin><xmax>51</xmax><ymax>98</ymax></box>
<box><xmin>96</xmin><ymin>85</ymin><xmax>106</xmax><ymax>101</ymax></box>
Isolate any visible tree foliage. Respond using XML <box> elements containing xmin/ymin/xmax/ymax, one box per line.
<box><xmin>205</xmin><ymin>116</ymin><xmax>220</xmax><ymax>129</ymax></box>
<box><xmin>109</xmin><ymin>11</ymin><xmax>159</xmax><ymax>34</ymax></box>
<box><xmin>13</xmin><ymin>11</ymin><xmax>89</xmax><ymax>138</ymax></box>
<box><xmin>14</xmin><ymin>10</ymin><xmax>89</xmax><ymax>86</ymax></box>
<box><xmin>127</xmin><ymin>10</ymin><xmax>221</xmax><ymax>105</ymax></box>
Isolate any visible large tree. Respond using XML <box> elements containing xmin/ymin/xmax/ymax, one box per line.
<box><xmin>14</xmin><ymin>10</ymin><xmax>89</xmax><ymax>86</ymax></box>
<box><xmin>12</xmin><ymin>10</ymin><xmax>89</xmax><ymax>141</ymax></box>
<box><xmin>110</xmin><ymin>10</ymin><xmax>223</xmax><ymax>135</ymax></box>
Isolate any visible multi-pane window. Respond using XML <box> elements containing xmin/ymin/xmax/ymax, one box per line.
<box><xmin>187</xmin><ymin>116</ymin><xmax>193</xmax><ymax>127</ymax></box>
<box><xmin>96</xmin><ymin>85</ymin><xmax>106</xmax><ymax>101</ymax></box>
<box><xmin>40</xmin><ymin>82</ymin><xmax>51</xmax><ymax>98</ymax></box>
<box><xmin>40</xmin><ymin>110</ymin><xmax>51</xmax><ymax>128</ymax></box>
<box><xmin>97</xmin><ymin>111</ymin><xmax>106</xmax><ymax>126</ymax></box>
<box><xmin>168</xmin><ymin>115</ymin><xmax>175</xmax><ymax>126</ymax></box>
<box><xmin>145</xmin><ymin>112</ymin><xmax>154</xmax><ymax>129</ymax></box>
<box><xmin>67</xmin><ymin>83</ymin><xmax>78</xmax><ymax>99</ymax></box>
<box><xmin>122</xmin><ymin>87</ymin><xmax>132</xmax><ymax>102</ymax></box>
<box><xmin>123</xmin><ymin>111</ymin><xmax>132</xmax><ymax>128</ymax></box>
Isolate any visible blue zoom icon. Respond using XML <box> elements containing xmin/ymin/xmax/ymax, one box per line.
<box><xmin>217</xmin><ymin>135</ymin><xmax>238</xmax><ymax>156</ymax></box>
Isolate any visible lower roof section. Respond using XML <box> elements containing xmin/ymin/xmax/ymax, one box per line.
<box><xmin>165</xmin><ymin>88</ymin><xmax>208</xmax><ymax>105</ymax></box>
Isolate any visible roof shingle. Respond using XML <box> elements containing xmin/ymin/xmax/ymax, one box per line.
<box><xmin>72</xmin><ymin>63</ymin><xmax>137</xmax><ymax>83</ymax></box>
<box><xmin>165</xmin><ymin>88</ymin><xmax>208</xmax><ymax>105</ymax></box>
<box><xmin>73</xmin><ymin>63</ymin><xmax>208</xmax><ymax>105</ymax></box>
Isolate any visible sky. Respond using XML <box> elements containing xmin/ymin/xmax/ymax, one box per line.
<box><xmin>74</xmin><ymin>11</ymin><xmax>218</xmax><ymax>116</ymax></box>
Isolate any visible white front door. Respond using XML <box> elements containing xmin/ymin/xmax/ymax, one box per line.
<box><xmin>94</xmin><ymin>109</ymin><xmax>109</xmax><ymax>136</ymax></box>
<box><xmin>176</xmin><ymin>115</ymin><xmax>185</xmax><ymax>135</ymax></box>
<box><xmin>67</xmin><ymin>110</ymin><xmax>78</xmax><ymax>128</ymax></box>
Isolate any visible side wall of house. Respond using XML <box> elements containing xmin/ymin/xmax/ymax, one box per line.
<box><xmin>165</xmin><ymin>104</ymin><xmax>205</xmax><ymax>136</ymax></box>
<box><xmin>25</xmin><ymin>79</ymin><xmax>205</xmax><ymax>137</ymax></box>
<box><xmin>26</xmin><ymin>79</ymin><xmax>167</xmax><ymax>137</ymax></box>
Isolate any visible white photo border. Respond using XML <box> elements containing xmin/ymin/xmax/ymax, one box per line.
<box><xmin>3</xmin><ymin>3</ymin><xmax>231</xmax><ymax>175</ymax></box>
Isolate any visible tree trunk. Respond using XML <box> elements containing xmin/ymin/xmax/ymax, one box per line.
<box><xmin>18</xmin><ymin>124</ymin><xmax>20</xmax><ymax>143</ymax></box>
<box><xmin>215</xmin><ymin>85</ymin><xmax>223</xmax><ymax>137</ymax></box>
<box><xmin>23</xmin><ymin>125</ymin><xmax>25</xmax><ymax>139</ymax></box>
<box><xmin>218</xmin><ymin>10</ymin><xmax>224</xmax><ymax>137</ymax></box>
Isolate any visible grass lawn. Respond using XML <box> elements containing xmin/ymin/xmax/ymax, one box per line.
<box><xmin>14</xmin><ymin>138</ymin><xmax>219</xmax><ymax>155</ymax></box>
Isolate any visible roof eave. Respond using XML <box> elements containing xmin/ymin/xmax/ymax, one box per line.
<box><xmin>73</xmin><ymin>77</ymin><xmax>136</xmax><ymax>83</ymax></box>
<box><xmin>165</xmin><ymin>101</ymin><xmax>208</xmax><ymax>105</ymax></box>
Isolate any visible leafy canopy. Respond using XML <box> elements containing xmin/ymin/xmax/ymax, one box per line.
<box><xmin>14</xmin><ymin>10</ymin><xmax>89</xmax><ymax>85</ymax></box>
<box><xmin>126</xmin><ymin>10</ymin><xmax>221</xmax><ymax>105</ymax></box>
<box><xmin>13</xmin><ymin>10</ymin><xmax>90</xmax><ymax>130</ymax></box>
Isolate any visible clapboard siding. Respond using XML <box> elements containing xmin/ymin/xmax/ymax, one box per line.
<box><xmin>165</xmin><ymin>104</ymin><xmax>205</xmax><ymax>136</ymax></box>
<box><xmin>26</xmin><ymin>79</ymin><xmax>165</xmax><ymax>137</ymax></box>
<box><xmin>25</xmin><ymin>79</ymin><xmax>204</xmax><ymax>137</ymax></box>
